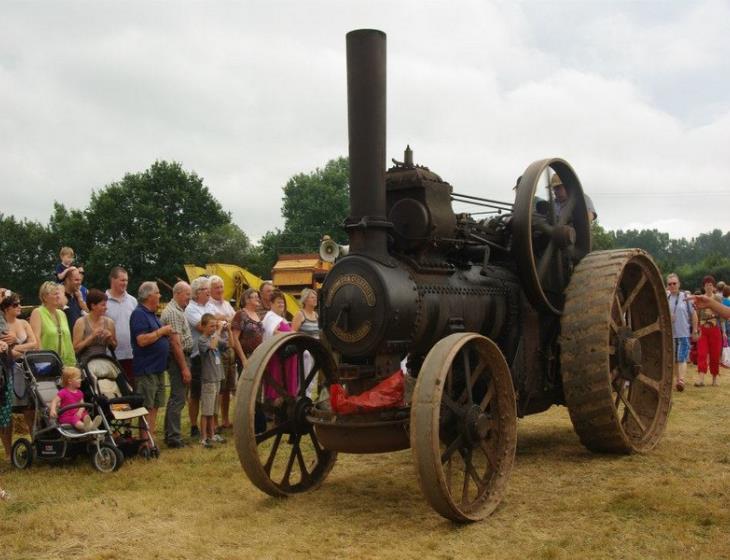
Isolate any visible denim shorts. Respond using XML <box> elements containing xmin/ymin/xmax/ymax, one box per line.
<box><xmin>673</xmin><ymin>337</ymin><xmax>690</xmax><ymax>363</ymax></box>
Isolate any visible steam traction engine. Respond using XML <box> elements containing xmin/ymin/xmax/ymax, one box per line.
<box><xmin>234</xmin><ymin>30</ymin><xmax>672</xmax><ymax>522</ymax></box>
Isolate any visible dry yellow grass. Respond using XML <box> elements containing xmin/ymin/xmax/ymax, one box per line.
<box><xmin>1</xmin><ymin>363</ymin><xmax>729</xmax><ymax>560</ymax></box>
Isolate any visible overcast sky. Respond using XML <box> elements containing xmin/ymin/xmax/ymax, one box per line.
<box><xmin>2</xmin><ymin>1</ymin><xmax>728</xmax><ymax>244</ymax></box>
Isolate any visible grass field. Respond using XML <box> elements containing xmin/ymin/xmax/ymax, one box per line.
<box><xmin>1</xmin><ymin>364</ymin><xmax>729</xmax><ymax>560</ymax></box>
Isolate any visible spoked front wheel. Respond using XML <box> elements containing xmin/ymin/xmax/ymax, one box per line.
<box><xmin>234</xmin><ymin>333</ymin><xmax>338</xmax><ymax>497</ymax></box>
<box><xmin>411</xmin><ymin>333</ymin><xmax>517</xmax><ymax>522</ymax></box>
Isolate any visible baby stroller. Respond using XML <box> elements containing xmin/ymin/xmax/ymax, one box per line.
<box><xmin>81</xmin><ymin>353</ymin><xmax>160</xmax><ymax>459</ymax></box>
<box><xmin>11</xmin><ymin>350</ymin><xmax>122</xmax><ymax>473</ymax></box>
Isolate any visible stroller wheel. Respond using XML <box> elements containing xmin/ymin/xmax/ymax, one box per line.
<box><xmin>113</xmin><ymin>446</ymin><xmax>125</xmax><ymax>468</ymax></box>
<box><xmin>138</xmin><ymin>444</ymin><xmax>152</xmax><ymax>460</ymax></box>
<box><xmin>11</xmin><ymin>438</ymin><xmax>33</xmax><ymax>470</ymax></box>
<box><xmin>92</xmin><ymin>443</ymin><xmax>121</xmax><ymax>473</ymax></box>
<box><xmin>150</xmin><ymin>446</ymin><xmax>160</xmax><ymax>459</ymax></box>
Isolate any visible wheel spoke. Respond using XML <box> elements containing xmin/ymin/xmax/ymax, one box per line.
<box><xmin>614</xmin><ymin>381</ymin><xmax>624</xmax><ymax>409</ymax></box>
<box><xmin>294</xmin><ymin>441</ymin><xmax>311</xmax><ymax>483</ymax></box>
<box><xmin>464</xmin><ymin>451</ymin><xmax>486</xmax><ymax>493</ymax></box>
<box><xmin>263</xmin><ymin>432</ymin><xmax>283</xmax><ymax>475</ymax></box>
<box><xmin>617</xmin><ymin>391</ymin><xmax>647</xmax><ymax>432</ymax></box>
<box><xmin>632</xmin><ymin>320</ymin><xmax>660</xmax><ymax>340</ymax></box>
<box><xmin>302</xmin><ymin>356</ymin><xmax>323</xmax><ymax>396</ymax></box>
<box><xmin>307</xmin><ymin>429</ymin><xmax>326</xmax><ymax>462</ymax></box>
<box><xmin>479</xmin><ymin>439</ymin><xmax>498</xmax><ymax>470</ymax></box>
<box><xmin>281</xmin><ymin>435</ymin><xmax>300</xmax><ymax>488</ymax></box>
<box><xmin>460</xmin><ymin>448</ymin><xmax>471</xmax><ymax>506</ymax></box>
<box><xmin>635</xmin><ymin>372</ymin><xmax>660</xmax><ymax>392</ymax></box>
<box><xmin>614</xmin><ymin>293</ymin><xmax>624</xmax><ymax>319</ymax></box>
<box><xmin>456</xmin><ymin>361</ymin><xmax>485</xmax><ymax>406</ymax></box>
<box><xmin>441</xmin><ymin>434</ymin><xmax>463</xmax><ymax>464</ymax></box>
<box><xmin>442</xmin><ymin>394</ymin><xmax>467</xmax><ymax>417</ymax></box>
<box><xmin>623</xmin><ymin>273</ymin><xmax>648</xmax><ymax>312</ymax></box>
<box><xmin>297</xmin><ymin>351</ymin><xmax>306</xmax><ymax>394</ymax></box>
<box><xmin>462</xmin><ymin>351</ymin><xmax>474</xmax><ymax>405</ymax></box>
<box><xmin>263</xmin><ymin>370</ymin><xmax>289</xmax><ymax>398</ymax></box>
<box><xmin>479</xmin><ymin>381</ymin><xmax>495</xmax><ymax>411</ymax></box>
<box><xmin>255</xmin><ymin>420</ymin><xmax>292</xmax><ymax>444</ymax></box>
<box><xmin>537</xmin><ymin>242</ymin><xmax>555</xmax><ymax>282</ymax></box>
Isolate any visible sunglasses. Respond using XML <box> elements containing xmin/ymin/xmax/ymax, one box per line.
<box><xmin>11</xmin><ymin>302</ymin><xmax>21</xmax><ymax>307</ymax></box>
<box><xmin>667</xmin><ymin>282</ymin><xmax>678</xmax><ymax>286</ymax></box>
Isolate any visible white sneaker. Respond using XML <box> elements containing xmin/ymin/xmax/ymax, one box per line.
<box><xmin>212</xmin><ymin>434</ymin><xmax>226</xmax><ymax>444</ymax></box>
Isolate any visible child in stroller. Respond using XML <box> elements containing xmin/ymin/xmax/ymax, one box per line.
<box><xmin>11</xmin><ymin>350</ymin><xmax>122</xmax><ymax>473</ymax></box>
<box><xmin>81</xmin><ymin>353</ymin><xmax>160</xmax><ymax>459</ymax></box>
<box><xmin>50</xmin><ymin>367</ymin><xmax>104</xmax><ymax>432</ymax></box>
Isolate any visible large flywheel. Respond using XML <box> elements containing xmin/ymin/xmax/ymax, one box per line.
<box><xmin>560</xmin><ymin>249</ymin><xmax>673</xmax><ymax>453</ymax></box>
<box><xmin>512</xmin><ymin>158</ymin><xmax>592</xmax><ymax>315</ymax></box>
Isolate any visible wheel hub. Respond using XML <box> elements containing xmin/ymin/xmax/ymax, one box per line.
<box><xmin>291</xmin><ymin>397</ymin><xmax>313</xmax><ymax>433</ymax></box>
<box><xmin>463</xmin><ymin>405</ymin><xmax>490</xmax><ymax>443</ymax></box>
<box><xmin>617</xmin><ymin>325</ymin><xmax>643</xmax><ymax>380</ymax></box>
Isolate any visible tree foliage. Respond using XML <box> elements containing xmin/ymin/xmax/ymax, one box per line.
<box><xmin>254</xmin><ymin>157</ymin><xmax>350</xmax><ymax>276</ymax></box>
<box><xmin>0</xmin><ymin>214</ymin><xmax>55</xmax><ymax>301</ymax></box>
<box><xmin>1</xmin><ymin>161</ymin><xmax>248</xmax><ymax>302</ymax></box>
<box><xmin>608</xmin><ymin>228</ymin><xmax>730</xmax><ymax>291</ymax></box>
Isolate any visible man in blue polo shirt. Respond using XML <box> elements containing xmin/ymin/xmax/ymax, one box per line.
<box><xmin>130</xmin><ymin>281</ymin><xmax>172</xmax><ymax>444</ymax></box>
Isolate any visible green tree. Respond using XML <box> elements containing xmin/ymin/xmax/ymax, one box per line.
<box><xmin>81</xmin><ymin>160</ymin><xmax>233</xmax><ymax>294</ymax></box>
<box><xmin>0</xmin><ymin>214</ymin><xmax>55</xmax><ymax>302</ymax></box>
<box><xmin>590</xmin><ymin>221</ymin><xmax>615</xmax><ymax>251</ymax></box>
<box><xmin>280</xmin><ymin>156</ymin><xmax>350</xmax><ymax>249</ymax></box>
<box><xmin>253</xmin><ymin>157</ymin><xmax>350</xmax><ymax>277</ymax></box>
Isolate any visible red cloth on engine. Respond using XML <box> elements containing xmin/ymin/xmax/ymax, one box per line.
<box><xmin>330</xmin><ymin>370</ymin><xmax>404</xmax><ymax>415</ymax></box>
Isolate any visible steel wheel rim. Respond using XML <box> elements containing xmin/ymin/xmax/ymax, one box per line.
<box><xmin>411</xmin><ymin>333</ymin><xmax>517</xmax><ymax>522</ymax></box>
<box><xmin>234</xmin><ymin>333</ymin><xmax>338</xmax><ymax>497</ymax></box>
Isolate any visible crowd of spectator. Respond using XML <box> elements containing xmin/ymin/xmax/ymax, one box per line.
<box><xmin>667</xmin><ymin>273</ymin><xmax>730</xmax><ymax>391</ymax></box>
<box><xmin>0</xmin><ymin>246</ymin><xmax>321</xmax><ymax>499</ymax></box>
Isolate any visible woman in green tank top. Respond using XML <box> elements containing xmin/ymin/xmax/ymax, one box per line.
<box><xmin>29</xmin><ymin>281</ymin><xmax>76</xmax><ymax>366</ymax></box>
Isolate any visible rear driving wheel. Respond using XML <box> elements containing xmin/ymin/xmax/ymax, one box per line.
<box><xmin>234</xmin><ymin>333</ymin><xmax>338</xmax><ymax>497</ymax></box>
<box><xmin>411</xmin><ymin>333</ymin><xmax>517</xmax><ymax>522</ymax></box>
<box><xmin>561</xmin><ymin>249</ymin><xmax>673</xmax><ymax>453</ymax></box>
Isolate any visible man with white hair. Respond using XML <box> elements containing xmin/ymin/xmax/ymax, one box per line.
<box><xmin>208</xmin><ymin>275</ymin><xmax>236</xmax><ymax>430</ymax></box>
<box><xmin>666</xmin><ymin>273</ymin><xmax>698</xmax><ymax>392</ymax></box>
<box><xmin>160</xmin><ymin>281</ymin><xmax>193</xmax><ymax>448</ymax></box>
<box><xmin>184</xmin><ymin>276</ymin><xmax>219</xmax><ymax>439</ymax></box>
<box><xmin>130</xmin><ymin>281</ymin><xmax>172</xmax><ymax>444</ymax></box>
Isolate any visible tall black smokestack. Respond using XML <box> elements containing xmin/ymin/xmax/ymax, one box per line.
<box><xmin>345</xmin><ymin>29</ymin><xmax>389</xmax><ymax>258</ymax></box>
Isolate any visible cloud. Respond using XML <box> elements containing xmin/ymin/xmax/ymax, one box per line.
<box><xmin>0</xmin><ymin>0</ymin><xmax>728</xmax><ymax>248</ymax></box>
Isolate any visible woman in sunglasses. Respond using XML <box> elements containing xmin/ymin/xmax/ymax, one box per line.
<box><xmin>1</xmin><ymin>291</ymin><xmax>38</xmax><ymax>463</ymax></box>
<box><xmin>0</xmin><ymin>291</ymin><xmax>38</xmax><ymax>360</ymax></box>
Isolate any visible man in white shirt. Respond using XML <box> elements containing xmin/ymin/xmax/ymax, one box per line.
<box><xmin>208</xmin><ymin>275</ymin><xmax>236</xmax><ymax>430</ymax></box>
<box><xmin>105</xmin><ymin>266</ymin><xmax>138</xmax><ymax>389</ymax></box>
<box><xmin>184</xmin><ymin>276</ymin><xmax>218</xmax><ymax>439</ymax></box>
